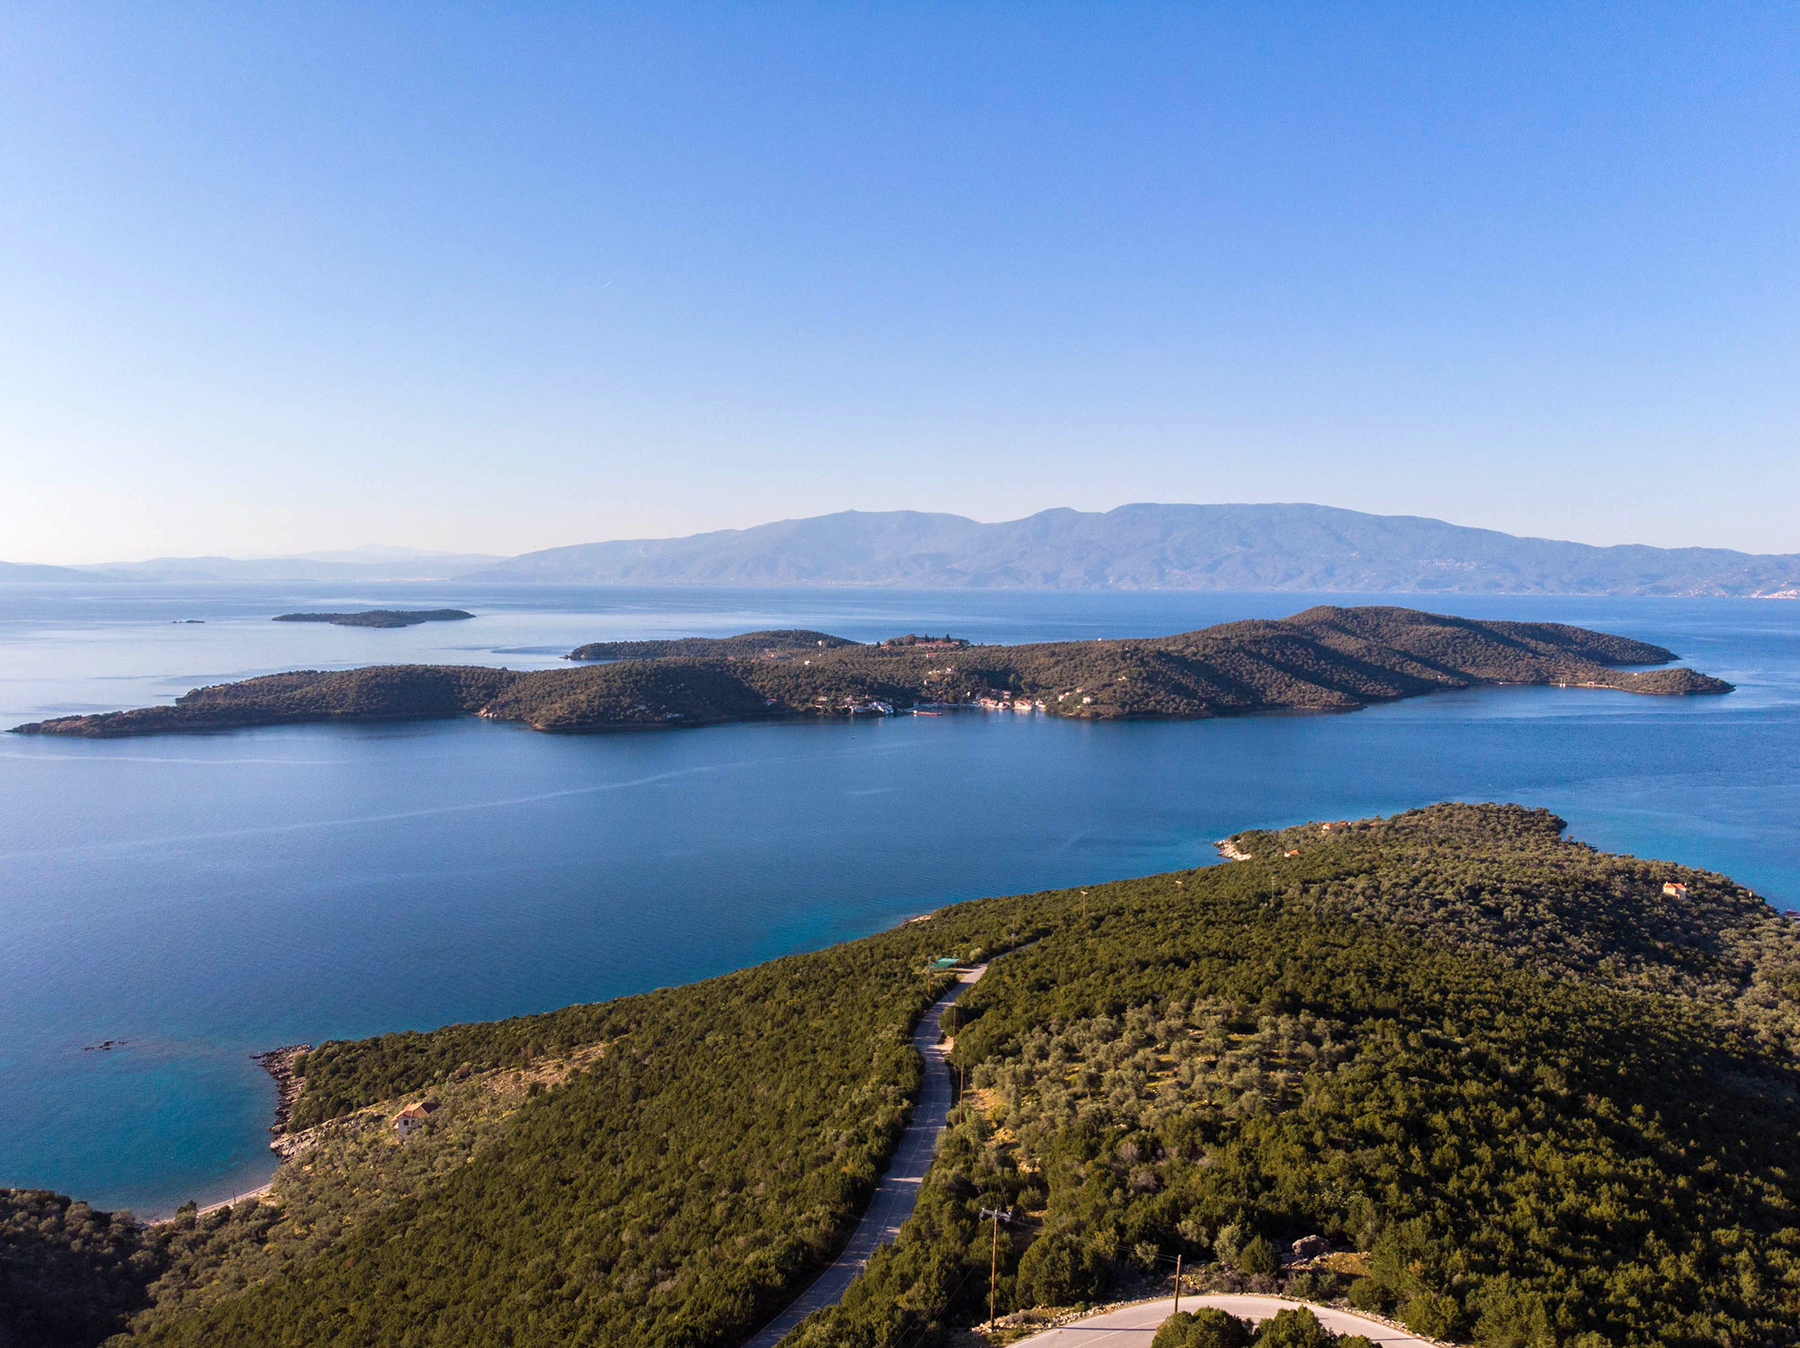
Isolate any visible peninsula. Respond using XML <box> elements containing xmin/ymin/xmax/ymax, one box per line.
<box><xmin>9</xmin><ymin>607</ymin><xmax>1729</xmax><ymax>739</ymax></box>
<box><xmin>270</xmin><ymin>609</ymin><xmax>474</xmax><ymax>628</ymax></box>
<box><xmin>6</xmin><ymin>805</ymin><xmax>1798</xmax><ymax>1347</ymax></box>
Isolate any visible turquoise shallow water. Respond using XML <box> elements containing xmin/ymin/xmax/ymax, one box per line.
<box><xmin>0</xmin><ymin>583</ymin><xmax>1796</xmax><ymax>1214</ymax></box>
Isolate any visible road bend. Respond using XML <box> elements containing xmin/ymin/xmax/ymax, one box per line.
<box><xmin>1011</xmin><ymin>1294</ymin><xmax>1440</xmax><ymax>1347</ymax></box>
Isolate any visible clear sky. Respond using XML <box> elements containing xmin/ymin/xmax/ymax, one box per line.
<box><xmin>2</xmin><ymin>3</ymin><xmax>1796</xmax><ymax>563</ymax></box>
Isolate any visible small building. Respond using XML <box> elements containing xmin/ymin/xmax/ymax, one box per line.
<box><xmin>929</xmin><ymin>956</ymin><xmax>963</xmax><ymax>970</ymax></box>
<box><xmin>1663</xmin><ymin>881</ymin><xmax>1690</xmax><ymax>898</ymax></box>
<box><xmin>393</xmin><ymin>1100</ymin><xmax>439</xmax><ymax>1138</ymax></box>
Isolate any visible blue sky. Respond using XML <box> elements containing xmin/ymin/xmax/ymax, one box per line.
<box><xmin>1</xmin><ymin>3</ymin><xmax>1796</xmax><ymax>562</ymax></box>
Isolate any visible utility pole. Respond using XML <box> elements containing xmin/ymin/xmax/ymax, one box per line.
<box><xmin>979</xmin><ymin>1207</ymin><xmax>1012</xmax><ymax>1327</ymax></box>
<box><xmin>1173</xmin><ymin>1252</ymin><xmax>1182</xmax><ymax>1314</ymax></box>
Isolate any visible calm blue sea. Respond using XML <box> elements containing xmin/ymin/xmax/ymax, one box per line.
<box><xmin>1</xmin><ymin>582</ymin><xmax>1796</xmax><ymax>1215</ymax></box>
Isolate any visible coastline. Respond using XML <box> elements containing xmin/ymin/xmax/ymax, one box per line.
<box><xmin>139</xmin><ymin>1048</ymin><xmax>306</xmax><ymax>1223</ymax></box>
<box><xmin>6</xmin><ymin>607</ymin><xmax>1733</xmax><ymax>739</ymax></box>
<box><xmin>250</xmin><ymin>1043</ymin><xmax>311</xmax><ymax>1142</ymax></box>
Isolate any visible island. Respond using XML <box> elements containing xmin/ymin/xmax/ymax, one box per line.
<box><xmin>566</xmin><ymin>628</ymin><xmax>858</xmax><ymax>660</ymax></box>
<box><xmin>6</xmin><ymin>803</ymin><xmax>1798</xmax><ymax>1347</ymax></box>
<box><xmin>10</xmin><ymin>606</ymin><xmax>1731</xmax><ymax>739</ymax></box>
<box><xmin>271</xmin><ymin>609</ymin><xmax>474</xmax><ymax>628</ymax></box>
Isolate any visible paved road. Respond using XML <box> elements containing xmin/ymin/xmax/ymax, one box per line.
<box><xmin>1012</xmin><ymin>1294</ymin><xmax>1437</xmax><ymax>1347</ymax></box>
<box><xmin>741</xmin><ymin>966</ymin><xmax>986</xmax><ymax>1348</ymax></box>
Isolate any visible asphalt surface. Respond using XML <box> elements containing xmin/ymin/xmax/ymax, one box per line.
<box><xmin>740</xmin><ymin>965</ymin><xmax>987</xmax><ymax>1348</ymax></box>
<box><xmin>1011</xmin><ymin>1294</ymin><xmax>1438</xmax><ymax>1347</ymax></box>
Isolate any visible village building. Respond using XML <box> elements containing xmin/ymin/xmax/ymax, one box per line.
<box><xmin>393</xmin><ymin>1099</ymin><xmax>439</xmax><ymax>1138</ymax></box>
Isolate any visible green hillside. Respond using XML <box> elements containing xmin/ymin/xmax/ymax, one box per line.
<box><xmin>4</xmin><ymin>804</ymin><xmax>1798</xmax><ymax>1347</ymax></box>
<box><xmin>567</xmin><ymin>629</ymin><xmax>857</xmax><ymax>660</ymax></box>
<box><xmin>270</xmin><ymin>610</ymin><xmax>474</xmax><ymax>627</ymax></box>
<box><xmin>10</xmin><ymin>606</ymin><xmax>1728</xmax><ymax>738</ymax></box>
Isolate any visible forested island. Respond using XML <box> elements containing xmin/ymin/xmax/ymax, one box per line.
<box><xmin>5</xmin><ymin>803</ymin><xmax>1800</xmax><ymax>1347</ymax></box>
<box><xmin>8</xmin><ymin>606</ymin><xmax>1730</xmax><ymax>738</ymax></box>
<box><xmin>270</xmin><ymin>609</ymin><xmax>474</xmax><ymax>628</ymax></box>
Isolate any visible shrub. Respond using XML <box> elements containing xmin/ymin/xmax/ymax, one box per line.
<box><xmin>1186</xmin><ymin>1306</ymin><xmax>1254</xmax><ymax>1348</ymax></box>
<box><xmin>1237</xmin><ymin>1236</ymin><xmax>1279</xmax><ymax>1276</ymax></box>
<box><xmin>1018</xmin><ymin>1231</ymin><xmax>1105</xmax><ymax>1308</ymax></box>
<box><xmin>1252</xmin><ymin>1306</ymin><xmax>1334</xmax><ymax>1348</ymax></box>
<box><xmin>1399</xmin><ymin>1291</ymin><xmax>1463</xmax><ymax>1340</ymax></box>
<box><xmin>1284</xmin><ymin>1270</ymin><xmax>1341</xmax><ymax>1302</ymax></box>
<box><xmin>1153</xmin><ymin>1311</ymin><xmax>1197</xmax><ymax>1348</ymax></box>
<box><xmin>1347</xmin><ymin>1278</ymin><xmax>1394</xmax><ymax>1315</ymax></box>
<box><xmin>1156</xmin><ymin>1307</ymin><xmax>1254</xmax><ymax>1348</ymax></box>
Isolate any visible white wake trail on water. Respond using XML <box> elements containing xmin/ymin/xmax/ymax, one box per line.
<box><xmin>0</xmin><ymin>733</ymin><xmax>938</xmax><ymax>862</ymax></box>
<box><xmin>0</xmin><ymin>763</ymin><xmax>747</xmax><ymax>861</ymax></box>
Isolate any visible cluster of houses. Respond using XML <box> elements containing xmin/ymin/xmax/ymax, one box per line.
<box><xmin>975</xmin><ymin>691</ymin><xmax>1045</xmax><ymax>711</ymax></box>
<box><xmin>835</xmin><ymin>690</ymin><xmax>1052</xmax><ymax>715</ymax></box>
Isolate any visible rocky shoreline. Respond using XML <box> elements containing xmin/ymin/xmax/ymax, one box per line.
<box><xmin>250</xmin><ymin>1043</ymin><xmax>311</xmax><ymax>1143</ymax></box>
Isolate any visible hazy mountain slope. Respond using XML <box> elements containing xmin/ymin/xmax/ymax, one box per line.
<box><xmin>70</xmin><ymin>551</ymin><xmax>501</xmax><ymax>582</ymax></box>
<box><xmin>0</xmin><ymin>560</ymin><xmax>117</xmax><ymax>582</ymax></box>
<box><xmin>463</xmin><ymin>504</ymin><xmax>1800</xmax><ymax>595</ymax></box>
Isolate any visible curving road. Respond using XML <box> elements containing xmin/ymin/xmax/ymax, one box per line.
<box><xmin>741</xmin><ymin>965</ymin><xmax>986</xmax><ymax>1348</ymax></box>
<box><xmin>1011</xmin><ymin>1294</ymin><xmax>1438</xmax><ymax>1347</ymax></box>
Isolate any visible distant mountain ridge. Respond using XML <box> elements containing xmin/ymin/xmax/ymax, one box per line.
<box><xmin>75</xmin><ymin>549</ymin><xmax>504</xmax><ymax>583</ymax></box>
<box><xmin>463</xmin><ymin>504</ymin><xmax>1800</xmax><ymax>596</ymax></box>
<box><xmin>0</xmin><ymin>560</ymin><xmax>115</xmax><ymax>583</ymax></box>
<box><xmin>6</xmin><ymin>505</ymin><xmax>1799</xmax><ymax>594</ymax></box>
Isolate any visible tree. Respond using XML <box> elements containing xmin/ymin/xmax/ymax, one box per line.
<box><xmin>1017</xmin><ymin>1230</ymin><xmax>1105</xmax><ymax>1308</ymax></box>
<box><xmin>1236</xmin><ymin>1236</ymin><xmax>1279</xmax><ymax>1276</ymax></box>
<box><xmin>1399</xmin><ymin>1291</ymin><xmax>1462</xmax><ymax>1340</ymax></box>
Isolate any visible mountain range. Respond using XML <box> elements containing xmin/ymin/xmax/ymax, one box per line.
<box><xmin>465</xmin><ymin>504</ymin><xmax>1800</xmax><ymax>595</ymax></box>
<box><xmin>6</xmin><ymin>505</ymin><xmax>1800</xmax><ymax>596</ymax></box>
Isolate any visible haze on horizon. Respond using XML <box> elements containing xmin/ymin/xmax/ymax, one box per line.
<box><xmin>1</xmin><ymin>3</ymin><xmax>1796</xmax><ymax>565</ymax></box>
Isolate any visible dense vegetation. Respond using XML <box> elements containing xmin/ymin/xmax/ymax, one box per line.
<box><xmin>7</xmin><ymin>804</ymin><xmax>1800</xmax><ymax>1347</ymax></box>
<box><xmin>0</xmin><ymin>1192</ymin><xmax>152</xmax><ymax>1347</ymax></box>
<box><xmin>781</xmin><ymin>806</ymin><xmax>1800</xmax><ymax>1348</ymax></box>
<box><xmin>568</xmin><ymin>629</ymin><xmax>856</xmax><ymax>660</ymax></box>
<box><xmin>270</xmin><ymin>609</ymin><xmax>474</xmax><ymax>627</ymax></box>
<box><xmin>10</xmin><ymin>606</ymin><xmax>1729</xmax><ymax>737</ymax></box>
<box><xmin>6</xmin><ymin>915</ymin><xmax>1016</xmax><ymax>1348</ymax></box>
<box><xmin>9</xmin><ymin>665</ymin><xmax>516</xmax><ymax>736</ymax></box>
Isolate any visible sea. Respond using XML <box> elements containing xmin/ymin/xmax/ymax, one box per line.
<box><xmin>1</xmin><ymin>582</ymin><xmax>1796</xmax><ymax>1216</ymax></box>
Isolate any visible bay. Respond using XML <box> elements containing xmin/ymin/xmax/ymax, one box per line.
<box><xmin>0</xmin><ymin>582</ymin><xmax>1796</xmax><ymax>1215</ymax></box>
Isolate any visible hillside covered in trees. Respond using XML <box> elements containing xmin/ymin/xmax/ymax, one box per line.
<box><xmin>4</xmin><ymin>804</ymin><xmax>1800</xmax><ymax>1347</ymax></box>
<box><xmin>9</xmin><ymin>606</ymin><xmax>1729</xmax><ymax>738</ymax></box>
